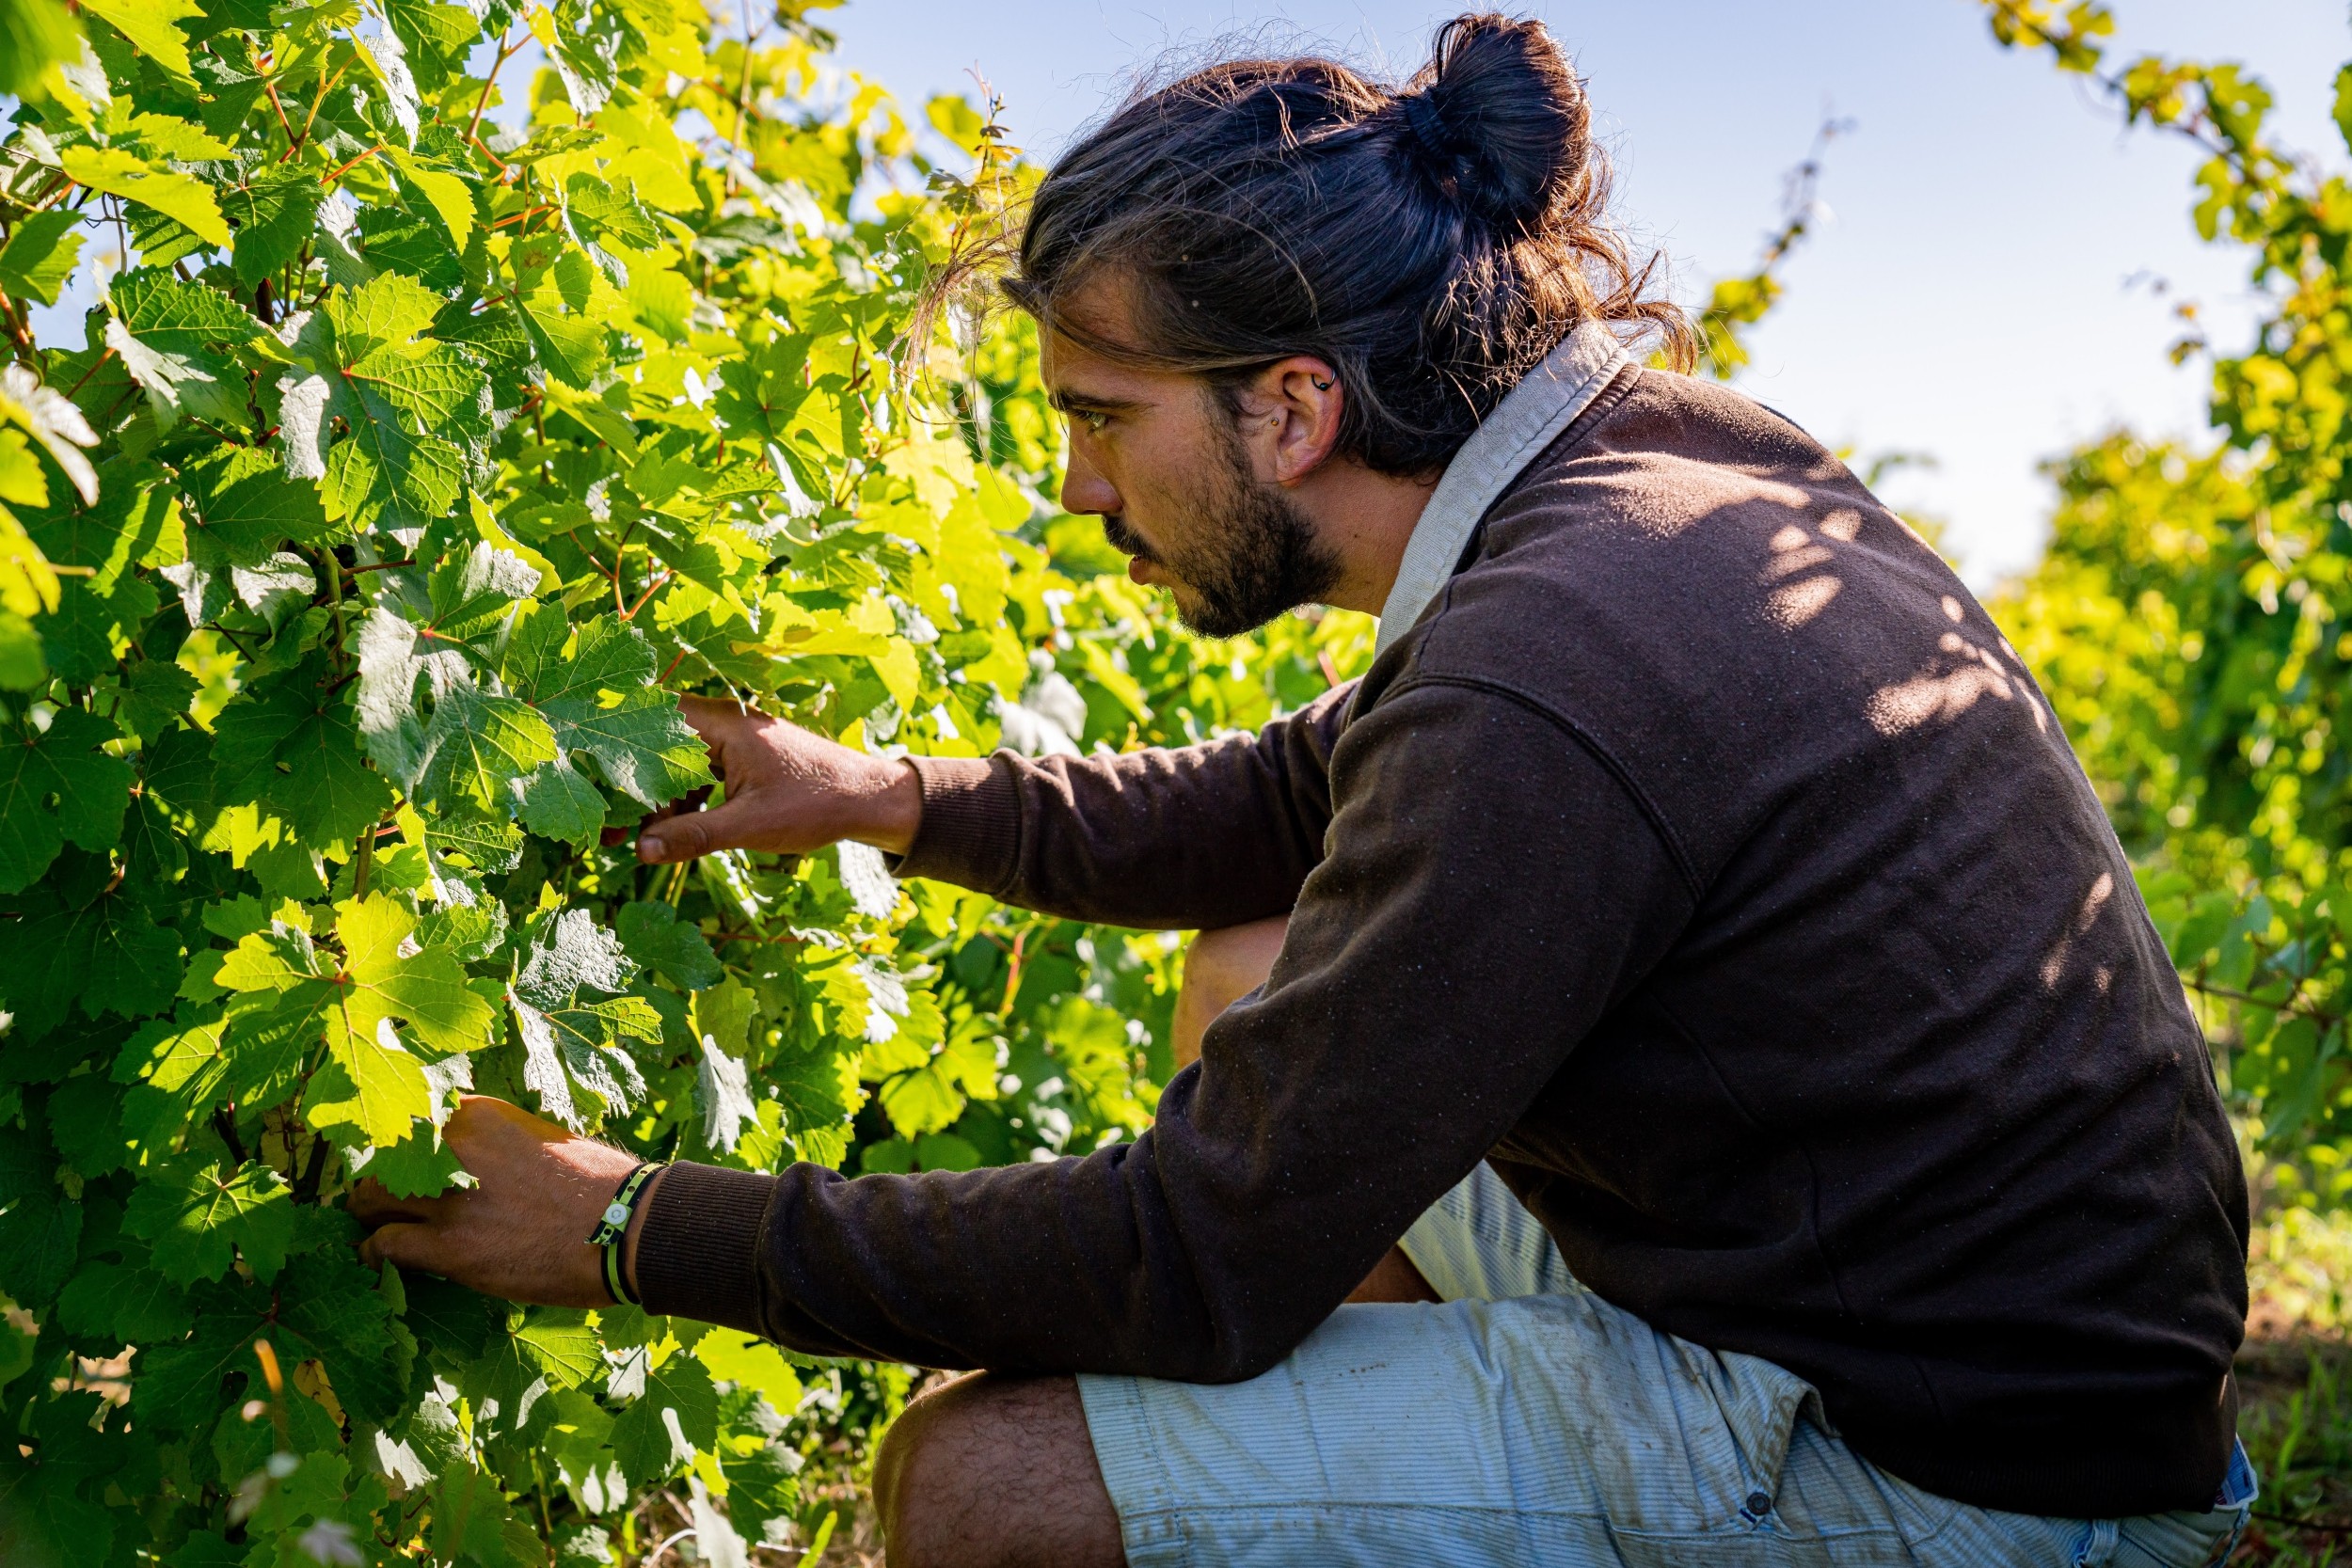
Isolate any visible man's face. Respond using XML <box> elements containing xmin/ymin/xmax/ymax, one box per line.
<box><xmin>1042</xmin><ymin>289</ymin><xmax>1340</xmax><ymax>640</ymax></box>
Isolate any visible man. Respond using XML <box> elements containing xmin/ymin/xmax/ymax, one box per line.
<box><xmin>355</xmin><ymin>15</ymin><xmax>2255</xmax><ymax>1566</ymax></box>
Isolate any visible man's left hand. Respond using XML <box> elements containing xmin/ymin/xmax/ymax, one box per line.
<box><xmin>351</xmin><ymin>1096</ymin><xmax>659</xmax><ymax>1308</ymax></box>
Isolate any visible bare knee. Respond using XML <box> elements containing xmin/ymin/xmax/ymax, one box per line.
<box><xmin>1173</xmin><ymin>914</ymin><xmax>1291</xmax><ymax>1068</ymax></box>
<box><xmin>875</xmin><ymin>1373</ymin><xmax>1123</xmax><ymax>1568</ymax></box>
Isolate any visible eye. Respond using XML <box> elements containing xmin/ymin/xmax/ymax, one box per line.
<box><xmin>1077</xmin><ymin>409</ymin><xmax>1110</xmax><ymax>436</ymax></box>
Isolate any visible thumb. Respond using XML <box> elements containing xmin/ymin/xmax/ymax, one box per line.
<box><xmin>636</xmin><ymin>792</ymin><xmax>768</xmax><ymax>863</ymax></box>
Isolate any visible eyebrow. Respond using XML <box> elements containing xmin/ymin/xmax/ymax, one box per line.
<box><xmin>1046</xmin><ymin>385</ymin><xmax>1148</xmax><ymax>416</ymax></box>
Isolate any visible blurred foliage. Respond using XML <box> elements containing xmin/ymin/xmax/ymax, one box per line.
<box><xmin>1983</xmin><ymin>0</ymin><xmax>2352</xmax><ymax>1211</ymax></box>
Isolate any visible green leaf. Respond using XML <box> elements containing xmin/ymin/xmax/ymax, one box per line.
<box><xmin>272</xmin><ymin>1249</ymin><xmax>412</xmax><ymax>1425</ymax></box>
<box><xmin>78</xmin><ymin>0</ymin><xmax>202</xmax><ymax>81</ymax></box>
<box><xmin>513</xmin><ymin>279</ymin><xmax>608</xmax><ymax>388</ymax></box>
<box><xmin>518</xmin><ymin>618</ymin><xmax>710</xmax><ymax>806</ymax></box>
<box><xmin>516</xmin><ymin>756</ymin><xmax>607</xmax><ymax>846</ymax></box>
<box><xmin>181</xmin><ymin>444</ymin><xmax>334</xmax><ymax>557</ymax></box>
<box><xmin>123</xmin><ymin>1155</ymin><xmax>296</xmax><ymax>1284</ymax></box>
<box><xmin>337</xmin><ymin>892</ymin><xmax>501</xmax><ymax>1054</ymax></box>
<box><xmin>211</xmin><ymin>658</ymin><xmax>395</xmax><ymax>847</ymax></box>
<box><xmin>308</xmin><ymin>1011</ymin><xmax>436</xmax><ymax>1146</ymax></box>
<box><xmin>609</xmin><ymin>1352</ymin><xmax>716</xmax><ymax>1486</ymax></box>
<box><xmin>224</xmin><ymin>166</ymin><xmax>324</xmax><ymax>288</ymax></box>
<box><xmin>345</xmin><ymin>1124</ymin><xmax>473</xmax><ymax>1197</ymax></box>
<box><xmin>0</xmin><ymin>212</ymin><xmax>86</xmax><ymax>308</ymax></box>
<box><xmin>222</xmin><ymin>895</ymin><xmax>494</xmax><ymax>1145</ymax></box>
<box><xmin>388</xmin><ymin>148</ymin><xmax>475</xmax><ymax>250</ymax></box>
<box><xmin>719</xmin><ymin>1439</ymin><xmax>803</xmax><ymax>1544</ymax></box>
<box><xmin>0</xmin><ymin>1442</ymin><xmax>115</xmax><ymax>1568</ymax></box>
<box><xmin>418</xmin><ymin>682</ymin><xmax>559</xmax><ymax>814</ymax></box>
<box><xmin>0</xmin><ymin>1192</ymin><xmax>80</xmax><ymax>1307</ymax></box>
<box><xmin>56</xmin><ymin>1260</ymin><xmax>194</xmax><ymax>1342</ymax></box>
<box><xmin>110</xmin><ymin>268</ymin><xmax>264</xmax><ymax>356</ymax></box>
<box><xmin>510</xmin><ymin>908</ymin><xmax>658</xmax><ymax>1125</ymax></box>
<box><xmin>298</xmin><ymin>277</ymin><xmax>484</xmax><ymax>535</ymax></box>
<box><xmin>0</xmin><ymin>708</ymin><xmax>133</xmax><ymax>894</ymax></box>
<box><xmin>60</xmin><ymin>147</ymin><xmax>229</xmax><ymax>247</ymax></box>
<box><xmin>615</xmin><ymin>900</ymin><xmax>720</xmax><ymax>989</ymax></box>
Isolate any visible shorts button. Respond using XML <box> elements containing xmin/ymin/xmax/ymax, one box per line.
<box><xmin>1744</xmin><ymin>1492</ymin><xmax>1772</xmax><ymax>1516</ymax></box>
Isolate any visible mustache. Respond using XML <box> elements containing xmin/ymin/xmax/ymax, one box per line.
<box><xmin>1102</xmin><ymin>515</ymin><xmax>1160</xmax><ymax>565</ymax></box>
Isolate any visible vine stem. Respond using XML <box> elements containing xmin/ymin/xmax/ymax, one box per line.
<box><xmin>466</xmin><ymin>31</ymin><xmax>523</xmax><ymax>149</ymax></box>
<box><xmin>621</xmin><ymin>570</ymin><xmax>673</xmax><ymax>622</ymax></box>
<box><xmin>262</xmin><ymin>76</ymin><xmax>299</xmax><ymax>151</ymax></box>
<box><xmin>321</xmin><ymin>144</ymin><xmax>388</xmax><ymax>186</ymax></box>
<box><xmin>294</xmin><ymin>59</ymin><xmax>352</xmax><ymax>152</ymax></box>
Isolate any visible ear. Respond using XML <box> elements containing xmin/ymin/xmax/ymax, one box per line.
<box><xmin>1232</xmin><ymin>356</ymin><xmax>1344</xmax><ymax>485</ymax></box>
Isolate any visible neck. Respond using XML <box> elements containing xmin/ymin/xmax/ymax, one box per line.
<box><xmin>1295</xmin><ymin>461</ymin><xmax>1441</xmax><ymax>616</ymax></box>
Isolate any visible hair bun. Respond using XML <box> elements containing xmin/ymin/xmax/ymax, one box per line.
<box><xmin>1405</xmin><ymin>13</ymin><xmax>1588</xmax><ymax>233</ymax></box>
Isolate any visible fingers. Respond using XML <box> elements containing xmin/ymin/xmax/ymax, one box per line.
<box><xmin>446</xmin><ymin>1093</ymin><xmax>572</xmax><ymax>1151</ymax></box>
<box><xmin>358</xmin><ymin>1220</ymin><xmax>440</xmax><ymax>1276</ymax></box>
<box><xmin>675</xmin><ymin>694</ymin><xmax>760</xmax><ymax>752</ymax></box>
<box><xmin>603</xmin><ymin>785</ymin><xmax>714</xmax><ymax>848</ymax></box>
<box><xmin>636</xmin><ymin>791</ymin><xmax>764</xmax><ymax>863</ymax></box>
<box><xmin>345</xmin><ymin>1175</ymin><xmax>452</xmax><ymax>1229</ymax></box>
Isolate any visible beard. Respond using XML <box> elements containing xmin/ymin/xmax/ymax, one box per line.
<box><xmin>1103</xmin><ymin>413</ymin><xmax>1343</xmax><ymax>640</ymax></box>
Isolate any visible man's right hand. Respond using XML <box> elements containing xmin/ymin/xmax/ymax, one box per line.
<box><xmin>633</xmin><ymin>696</ymin><xmax>925</xmax><ymax>863</ymax></box>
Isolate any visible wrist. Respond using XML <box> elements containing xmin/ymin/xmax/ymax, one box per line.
<box><xmin>625</xmin><ymin>1163</ymin><xmax>775</xmax><ymax>1335</ymax></box>
<box><xmin>619</xmin><ymin>1164</ymin><xmax>668</xmax><ymax>1304</ymax></box>
<box><xmin>849</xmin><ymin>756</ymin><xmax>923</xmax><ymax>857</ymax></box>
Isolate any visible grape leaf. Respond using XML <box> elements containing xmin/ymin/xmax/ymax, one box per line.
<box><xmin>0</xmin><ymin>708</ymin><xmax>133</xmax><ymax>894</ymax></box>
<box><xmin>0</xmin><ymin>1441</ymin><xmax>115</xmax><ymax>1568</ymax></box>
<box><xmin>4</xmin><ymin>882</ymin><xmax>184</xmax><ymax>1037</ymax></box>
<box><xmin>123</xmin><ymin>1156</ymin><xmax>297</xmax><ymax>1284</ymax></box>
<box><xmin>226</xmin><ymin>166</ymin><xmax>325</xmax><ymax>288</ymax></box>
<box><xmin>516</xmin><ymin>618</ymin><xmax>710</xmax><ymax>807</ymax></box>
<box><xmin>57</xmin><ymin>1260</ymin><xmax>196</xmax><ymax>1343</ymax></box>
<box><xmin>615</xmin><ymin>900</ymin><xmax>720</xmax><ymax>990</ymax></box>
<box><xmin>509</xmin><ymin>910</ymin><xmax>658</xmax><ymax>1126</ymax></box>
<box><xmin>221</xmin><ymin>896</ymin><xmax>495</xmax><ymax>1145</ymax></box>
<box><xmin>418</xmin><ymin>683</ymin><xmax>558</xmax><ymax>815</ymax></box>
<box><xmin>0</xmin><ymin>212</ymin><xmax>86</xmax><ymax>308</ymax></box>
<box><xmin>0</xmin><ymin>1193</ymin><xmax>80</xmax><ymax>1307</ymax></box>
<box><xmin>211</xmin><ymin>658</ymin><xmax>395</xmax><ymax>847</ymax></box>
<box><xmin>60</xmin><ymin>149</ymin><xmax>229</xmax><ymax>248</ymax></box>
<box><xmin>78</xmin><ymin>0</ymin><xmax>204</xmax><ymax>81</ymax></box>
<box><xmin>609</xmin><ymin>1353</ymin><xmax>716</xmax><ymax>1486</ymax></box>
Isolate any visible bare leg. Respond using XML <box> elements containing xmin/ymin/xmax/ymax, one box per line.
<box><xmin>873</xmin><ymin>924</ymin><xmax>1438</xmax><ymax>1562</ymax></box>
<box><xmin>1176</xmin><ymin>919</ymin><xmax>1438</xmax><ymax>1305</ymax></box>
<box><xmin>874</xmin><ymin>1372</ymin><xmax>1124</xmax><ymax>1568</ymax></box>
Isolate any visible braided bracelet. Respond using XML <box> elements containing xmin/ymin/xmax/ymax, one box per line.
<box><xmin>587</xmin><ymin>1163</ymin><xmax>662</xmax><ymax>1307</ymax></box>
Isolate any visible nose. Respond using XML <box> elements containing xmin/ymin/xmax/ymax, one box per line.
<box><xmin>1060</xmin><ymin>437</ymin><xmax>1120</xmax><ymax>517</ymax></box>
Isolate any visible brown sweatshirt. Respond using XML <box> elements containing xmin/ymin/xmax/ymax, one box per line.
<box><xmin>635</xmin><ymin>366</ymin><xmax>2249</xmax><ymax>1518</ymax></box>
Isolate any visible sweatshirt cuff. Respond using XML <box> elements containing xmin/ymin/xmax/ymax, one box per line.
<box><xmin>890</xmin><ymin>753</ymin><xmax>1021</xmax><ymax>892</ymax></box>
<box><xmin>633</xmin><ymin>1163</ymin><xmax>775</xmax><ymax>1336</ymax></box>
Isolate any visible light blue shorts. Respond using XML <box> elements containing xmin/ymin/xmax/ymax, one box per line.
<box><xmin>1075</xmin><ymin>1163</ymin><xmax>2255</xmax><ymax>1568</ymax></box>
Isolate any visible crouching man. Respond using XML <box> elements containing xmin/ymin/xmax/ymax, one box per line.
<box><xmin>354</xmin><ymin>14</ymin><xmax>2255</xmax><ymax>1566</ymax></box>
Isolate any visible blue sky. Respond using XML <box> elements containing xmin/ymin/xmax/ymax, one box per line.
<box><xmin>828</xmin><ymin>0</ymin><xmax>2348</xmax><ymax>586</ymax></box>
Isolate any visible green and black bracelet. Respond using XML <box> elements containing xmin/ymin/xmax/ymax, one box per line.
<box><xmin>587</xmin><ymin>1163</ymin><xmax>663</xmax><ymax>1307</ymax></box>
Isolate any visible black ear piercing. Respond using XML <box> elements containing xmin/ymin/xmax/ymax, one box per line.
<box><xmin>1311</xmin><ymin>375</ymin><xmax>1333</xmax><ymax>390</ymax></box>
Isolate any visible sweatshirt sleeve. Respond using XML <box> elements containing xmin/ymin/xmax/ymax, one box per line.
<box><xmin>632</xmin><ymin>680</ymin><xmax>1694</xmax><ymax>1377</ymax></box>
<box><xmin>881</xmin><ymin>679</ymin><xmax>1356</xmax><ymax>931</ymax></box>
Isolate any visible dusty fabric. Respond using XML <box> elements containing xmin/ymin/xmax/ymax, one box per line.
<box><xmin>1077</xmin><ymin>1162</ymin><xmax>2255</xmax><ymax>1568</ymax></box>
<box><xmin>635</xmin><ymin>367</ymin><xmax>2249</xmax><ymax>1517</ymax></box>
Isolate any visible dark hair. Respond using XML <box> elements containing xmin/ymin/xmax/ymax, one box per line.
<box><xmin>1000</xmin><ymin>13</ymin><xmax>1692</xmax><ymax>478</ymax></box>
